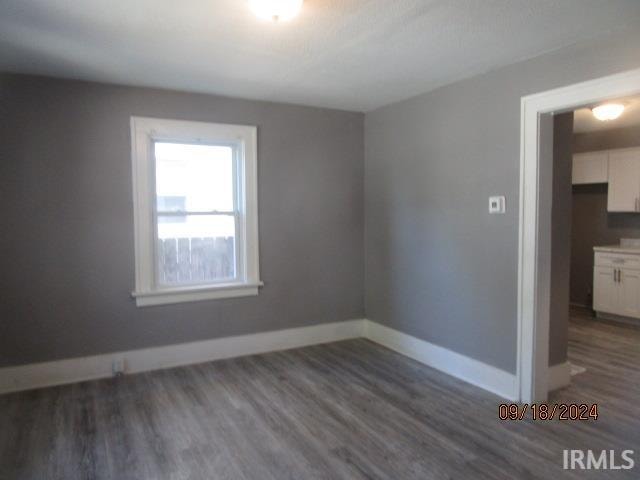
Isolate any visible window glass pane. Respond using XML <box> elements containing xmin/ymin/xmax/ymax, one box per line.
<box><xmin>157</xmin><ymin>196</ymin><xmax>186</xmax><ymax>223</ymax></box>
<box><xmin>155</xmin><ymin>142</ymin><xmax>234</xmax><ymax>212</ymax></box>
<box><xmin>156</xmin><ymin>214</ymin><xmax>236</xmax><ymax>286</ymax></box>
<box><xmin>157</xmin><ymin>195</ymin><xmax>186</xmax><ymax>212</ymax></box>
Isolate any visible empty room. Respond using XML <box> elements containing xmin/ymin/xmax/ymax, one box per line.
<box><xmin>1</xmin><ymin>1</ymin><xmax>640</xmax><ymax>479</ymax></box>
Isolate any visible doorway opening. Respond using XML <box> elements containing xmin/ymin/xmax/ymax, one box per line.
<box><xmin>517</xmin><ymin>68</ymin><xmax>640</xmax><ymax>403</ymax></box>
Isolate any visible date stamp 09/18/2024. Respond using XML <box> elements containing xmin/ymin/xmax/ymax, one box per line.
<box><xmin>498</xmin><ymin>403</ymin><xmax>599</xmax><ymax>421</ymax></box>
<box><xmin>499</xmin><ymin>403</ymin><xmax>637</xmax><ymax>472</ymax></box>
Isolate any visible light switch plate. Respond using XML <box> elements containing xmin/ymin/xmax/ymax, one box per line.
<box><xmin>489</xmin><ymin>196</ymin><xmax>506</xmax><ymax>214</ymax></box>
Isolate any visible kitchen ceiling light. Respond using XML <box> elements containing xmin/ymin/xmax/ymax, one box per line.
<box><xmin>592</xmin><ymin>103</ymin><xmax>625</xmax><ymax>121</ymax></box>
<box><xmin>249</xmin><ymin>0</ymin><xmax>303</xmax><ymax>21</ymax></box>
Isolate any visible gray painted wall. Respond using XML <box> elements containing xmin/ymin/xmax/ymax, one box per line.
<box><xmin>0</xmin><ymin>74</ymin><xmax>364</xmax><ymax>367</ymax></box>
<box><xmin>364</xmin><ymin>29</ymin><xmax>640</xmax><ymax>374</ymax></box>
<box><xmin>570</xmin><ymin>125</ymin><xmax>640</xmax><ymax>307</ymax></box>
<box><xmin>574</xmin><ymin>125</ymin><xmax>640</xmax><ymax>153</ymax></box>
<box><xmin>549</xmin><ymin>113</ymin><xmax>573</xmax><ymax>366</ymax></box>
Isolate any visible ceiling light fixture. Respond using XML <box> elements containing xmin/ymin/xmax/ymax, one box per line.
<box><xmin>249</xmin><ymin>0</ymin><xmax>303</xmax><ymax>21</ymax></box>
<box><xmin>592</xmin><ymin>103</ymin><xmax>625</xmax><ymax>121</ymax></box>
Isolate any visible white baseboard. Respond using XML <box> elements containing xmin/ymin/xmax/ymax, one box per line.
<box><xmin>548</xmin><ymin>361</ymin><xmax>571</xmax><ymax>391</ymax></box>
<box><xmin>1</xmin><ymin>317</ymin><xmax>559</xmax><ymax>401</ymax></box>
<box><xmin>0</xmin><ymin>319</ymin><xmax>366</xmax><ymax>395</ymax></box>
<box><xmin>570</xmin><ymin>302</ymin><xmax>592</xmax><ymax>310</ymax></box>
<box><xmin>595</xmin><ymin>311</ymin><xmax>640</xmax><ymax>327</ymax></box>
<box><xmin>364</xmin><ymin>320</ymin><xmax>518</xmax><ymax>401</ymax></box>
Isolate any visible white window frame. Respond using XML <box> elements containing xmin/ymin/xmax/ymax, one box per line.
<box><xmin>130</xmin><ymin>116</ymin><xmax>261</xmax><ymax>307</ymax></box>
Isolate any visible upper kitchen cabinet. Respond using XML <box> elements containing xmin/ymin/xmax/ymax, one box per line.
<box><xmin>607</xmin><ymin>148</ymin><xmax>640</xmax><ymax>212</ymax></box>
<box><xmin>572</xmin><ymin>151</ymin><xmax>608</xmax><ymax>185</ymax></box>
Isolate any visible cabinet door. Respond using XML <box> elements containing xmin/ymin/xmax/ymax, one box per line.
<box><xmin>607</xmin><ymin>149</ymin><xmax>640</xmax><ymax>212</ymax></box>
<box><xmin>618</xmin><ymin>269</ymin><xmax>640</xmax><ymax>319</ymax></box>
<box><xmin>572</xmin><ymin>152</ymin><xmax>608</xmax><ymax>184</ymax></box>
<box><xmin>593</xmin><ymin>266</ymin><xmax>617</xmax><ymax>314</ymax></box>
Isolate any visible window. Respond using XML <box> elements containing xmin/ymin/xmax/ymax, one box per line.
<box><xmin>130</xmin><ymin>117</ymin><xmax>261</xmax><ymax>306</ymax></box>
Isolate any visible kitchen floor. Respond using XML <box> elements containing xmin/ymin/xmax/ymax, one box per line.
<box><xmin>0</xmin><ymin>311</ymin><xmax>638</xmax><ymax>480</ymax></box>
<box><xmin>553</xmin><ymin>307</ymin><xmax>640</xmax><ymax>415</ymax></box>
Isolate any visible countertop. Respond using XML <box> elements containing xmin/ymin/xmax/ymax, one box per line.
<box><xmin>593</xmin><ymin>245</ymin><xmax>640</xmax><ymax>254</ymax></box>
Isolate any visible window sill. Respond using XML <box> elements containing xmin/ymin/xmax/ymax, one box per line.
<box><xmin>132</xmin><ymin>282</ymin><xmax>263</xmax><ymax>307</ymax></box>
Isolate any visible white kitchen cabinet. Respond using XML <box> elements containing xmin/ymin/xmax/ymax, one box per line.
<box><xmin>593</xmin><ymin>249</ymin><xmax>640</xmax><ymax>321</ymax></box>
<box><xmin>619</xmin><ymin>269</ymin><xmax>640</xmax><ymax>318</ymax></box>
<box><xmin>572</xmin><ymin>151</ymin><xmax>608</xmax><ymax>185</ymax></box>
<box><xmin>593</xmin><ymin>266</ymin><xmax>617</xmax><ymax>314</ymax></box>
<box><xmin>607</xmin><ymin>148</ymin><xmax>640</xmax><ymax>212</ymax></box>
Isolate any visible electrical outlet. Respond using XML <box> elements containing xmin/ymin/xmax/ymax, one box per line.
<box><xmin>112</xmin><ymin>358</ymin><xmax>126</xmax><ymax>377</ymax></box>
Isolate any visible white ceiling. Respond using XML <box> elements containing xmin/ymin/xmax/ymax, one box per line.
<box><xmin>574</xmin><ymin>96</ymin><xmax>640</xmax><ymax>133</ymax></box>
<box><xmin>1</xmin><ymin>0</ymin><xmax>640</xmax><ymax>112</ymax></box>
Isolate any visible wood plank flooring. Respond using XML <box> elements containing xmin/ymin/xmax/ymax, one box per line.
<box><xmin>1</xmin><ymin>311</ymin><xmax>638</xmax><ymax>479</ymax></box>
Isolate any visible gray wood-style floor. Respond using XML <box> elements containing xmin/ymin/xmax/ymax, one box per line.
<box><xmin>1</xmin><ymin>309</ymin><xmax>639</xmax><ymax>479</ymax></box>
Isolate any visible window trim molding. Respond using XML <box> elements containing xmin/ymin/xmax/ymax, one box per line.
<box><xmin>130</xmin><ymin>116</ymin><xmax>261</xmax><ymax>307</ymax></box>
